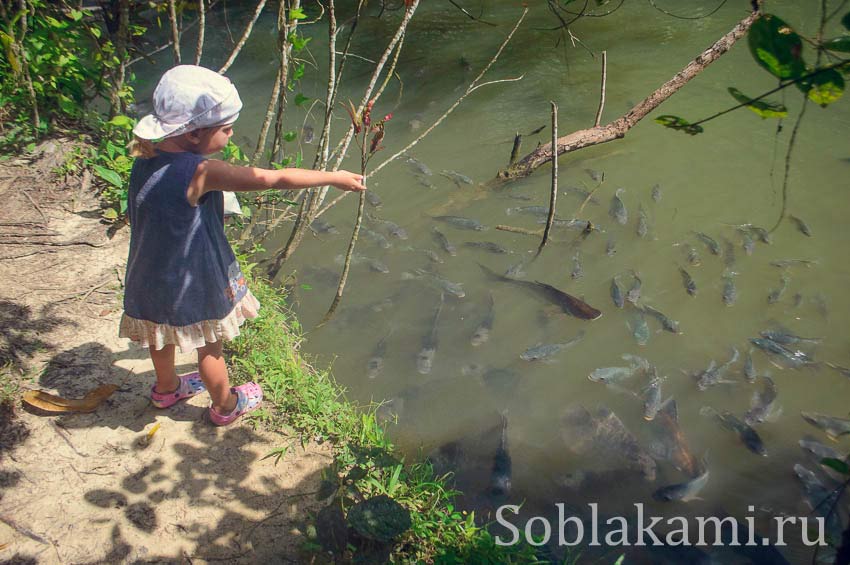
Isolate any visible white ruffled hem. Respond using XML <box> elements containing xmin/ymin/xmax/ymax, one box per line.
<box><xmin>119</xmin><ymin>289</ymin><xmax>261</xmax><ymax>353</ymax></box>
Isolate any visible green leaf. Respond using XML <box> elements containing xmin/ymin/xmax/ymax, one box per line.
<box><xmin>842</xmin><ymin>11</ymin><xmax>850</xmax><ymax>32</ymax></box>
<box><xmin>108</xmin><ymin>115</ymin><xmax>133</xmax><ymax>128</ymax></box>
<box><xmin>58</xmin><ymin>94</ymin><xmax>77</xmax><ymax>115</ymax></box>
<box><xmin>102</xmin><ymin>208</ymin><xmax>118</xmax><ymax>220</ymax></box>
<box><xmin>283</xmin><ymin>130</ymin><xmax>297</xmax><ymax>142</ymax></box>
<box><xmin>800</xmin><ymin>68</ymin><xmax>845</xmax><ymax>106</ymax></box>
<box><xmin>294</xmin><ymin>93</ymin><xmax>309</xmax><ymax>106</ymax></box>
<box><xmin>727</xmin><ymin>87</ymin><xmax>788</xmax><ymax>118</ymax></box>
<box><xmin>300</xmin><ymin>284</ymin><xmax>313</xmax><ymax>291</ymax></box>
<box><xmin>69</xmin><ymin>9</ymin><xmax>83</xmax><ymax>21</ymax></box>
<box><xmin>289</xmin><ymin>7</ymin><xmax>307</xmax><ymax>20</ymax></box>
<box><xmin>748</xmin><ymin>14</ymin><xmax>806</xmax><ymax>80</ymax></box>
<box><xmin>821</xmin><ymin>457</ymin><xmax>850</xmax><ymax>475</ymax></box>
<box><xmin>822</xmin><ymin>36</ymin><xmax>850</xmax><ymax>53</ymax></box>
<box><xmin>92</xmin><ymin>164</ymin><xmax>123</xmax><ymax>188</ymax></box>
<box><xmin>289</xmin><ymin>33</ymin><xmax>311</xmax><ymax>52</ymax></box>
<box><xmin>654</xmin><ymin>115</ymin><xmax>704</xmax><ymax>135</ymax></box>
<box><xmin>90</xmin><ymin>26</ymin><xmax>101</xmax><ymax>39</ymax></box>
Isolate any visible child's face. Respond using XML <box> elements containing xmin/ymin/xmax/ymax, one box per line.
<box><xmin>188</xmin><ymin>124</ymin><xmax>234</xmax><ymax>155</ymax></box>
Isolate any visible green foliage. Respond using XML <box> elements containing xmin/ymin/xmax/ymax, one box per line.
<box><xmin>843</xmin><ymin>11</ymin><xmax>850</xmax><ymax>32</ymax></box>
<box><xmin>748</xmin><ymin>14</ymin><xmax>805</xmax><ymax>80</ymax></box>
<box><xmin>821</xmin><ymin>457</ymin><xmax>850</xmax><ymax>476</ymax></box>
<box><xmin>822</xmin><ymin>36</ymin><xmax>850</xmax><ymax>53</ymax></box>
<box><xmin>799</xmin><ymin>68</ymin><xmax>845</xmax><ymax>107</ymax></box>
<box><xmin>727</xmin><ymin>87</ymin><xmax>788</xmax><ymax>118</ymax></box>
<box><xmin>654</xmin><ymin>115</ymin><xmax>703</xmax><ymax>135</ymax></box>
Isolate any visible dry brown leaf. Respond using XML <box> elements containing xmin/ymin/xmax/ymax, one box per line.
<box><xmin>22</xmin><ymin>384</ymin><xmax>118</xmax><ymax>414</ymax></box>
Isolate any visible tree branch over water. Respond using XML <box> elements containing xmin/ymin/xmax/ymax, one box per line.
<box><xmin>496</xmin><ymin>4</ymin><xmax>762</xmax><ymax>181</ymax></box>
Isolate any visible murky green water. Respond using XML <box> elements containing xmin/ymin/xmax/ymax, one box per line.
<box><xmin>138</xmin><ymin>1</ymin><xmax>850</xmax><ymax>559</ymax></box>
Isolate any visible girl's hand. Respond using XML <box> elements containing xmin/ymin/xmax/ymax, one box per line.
<box><xmin>331</xmin><ymin>170</ymin><xmax>367</xmax><ymax>192</ymax></box>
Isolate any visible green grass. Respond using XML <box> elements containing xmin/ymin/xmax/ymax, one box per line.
<box><xmin>225</xmin><ymin>269</ymin><xmax>543</xmax><ymax>563</ymax></box>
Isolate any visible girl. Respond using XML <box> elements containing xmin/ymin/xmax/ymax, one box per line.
<box><xmin>119</xmin><ymin>65</ymin><xmax>365</xmax><ymax>426</ymax></box>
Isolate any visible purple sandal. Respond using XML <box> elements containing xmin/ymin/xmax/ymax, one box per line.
<box><xmin>209</xmin><ymin>382</ymin><xmax>263</xmax><ymax>426</ymax></box>
<box><xmin>151</xmin><ymin>372</ymin><xmax>207</xmax><ymax>408</ymax></box>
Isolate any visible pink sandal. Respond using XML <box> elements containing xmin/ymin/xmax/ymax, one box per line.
<box><xmin>151</xmin><ymin>372</ymin><xmax>207</xmax><ymax>408</ymax></box>
<box><xmin>209</xmin><ymin>382</ymin><xmax>263</xmax><ymax>426</ymax></box>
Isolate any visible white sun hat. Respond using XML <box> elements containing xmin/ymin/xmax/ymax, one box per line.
<box><xmin>133</xmin><ymin>65</ymin><xmax>243</xmax><ymax>140</ymax></box>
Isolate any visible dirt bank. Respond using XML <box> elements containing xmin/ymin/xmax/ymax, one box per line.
<box><xmin>0</xmin><ymin>141</ymin><xmax>330</xmax><ymax>564</ymax></box>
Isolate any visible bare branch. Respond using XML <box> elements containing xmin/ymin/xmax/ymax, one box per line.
<box><xmin>167</xmin><ymin>0</ymin><xmax>181</xmax><ymax>64</ymax></box>
<box><xmin>593</xmin><ymin>50</ymin><xmax>607</xmax><ymax>127</ymax></box>
<box><xmin>537</xmin><ymin>100</ymin><xmax>558</xmax><ymax>255</ymax></box>
<box><xmin>218</xmin><ymin>0</ymin><xmax>268</xmax><ymax>74</ymax></box>
<box><xmin>194</xmin><ymin>0</ymin><xmax>205</xmax><ymax>65</ymax></box>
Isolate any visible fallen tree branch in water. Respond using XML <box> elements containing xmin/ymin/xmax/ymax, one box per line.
<box><xmin>495</xmin><ymin>5</ymin><xmax>761</xmax><ymax>181</ymax></box>
<box><xmin>537</xmin><ymin>100</ymin><xmax>558</xmax><ymax>256</ymax></box>
<box><xmin>496</xmin><ymin>225</ymin><xmax>543</xmax><ymax>237</ymax></box>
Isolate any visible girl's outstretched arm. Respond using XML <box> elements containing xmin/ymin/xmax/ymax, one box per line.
<box><xmin>188</xmin><ymin>159</ymin><xmax>365</xmax><ymax>205</ymax></box>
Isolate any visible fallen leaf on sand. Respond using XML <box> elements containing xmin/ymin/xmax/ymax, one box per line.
<box><xmin>22</xmin><ymin>384</ymin><xmax>118</xmax><ymax>414</ymax></box>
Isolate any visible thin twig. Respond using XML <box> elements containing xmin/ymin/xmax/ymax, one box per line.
<box><xmin>168</xmin><ymin>0</ymin><xmax>181</xmax><ymax>64</ymax></box>
<box><xmin>537</xmin><ymin>101</ymin><xmax>558</xmax><ymax>256</ymax></box>
<box><xmin>218</xmin><ymin>0</ymin><xmax>268</xmax><ymax>74</ymax></box>
<box><xmin>594</xmin><ymin>50</ymin><xmax>607</xmax><ymax>127</ymax></box>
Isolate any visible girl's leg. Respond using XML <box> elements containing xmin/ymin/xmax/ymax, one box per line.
<box><xmin>150</xmin><ymin>344</ymin><xmax>180</xmax><ymax>394</ymax></box>
<box><xmin>197</xmin><ymin>340</ymin><xmax>237</xmax><ymax>414</ymax></box>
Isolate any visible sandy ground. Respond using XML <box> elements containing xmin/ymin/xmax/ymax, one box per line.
<box><xmin>0</xmin><ymin>141</ymin><xmax>332</xmax><ymax>564</ymax></box>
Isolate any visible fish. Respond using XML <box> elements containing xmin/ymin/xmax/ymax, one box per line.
<box><xmin>722</xmin><ymin>273</ymin><xmax>737</xmax><ymax>306</ymax></box>
<box><xmin>536</xmin><ymin>218</ymin><xmax>593</xmax><ymax>231</ymax></box>
<box><xmin>507</xmin><ymin>193</ymin><xmax>533</xmax><ymax>201</ymax></box>
<box><xmin>770</xmin><ymin>259</ymin><xmax>818</xmax><ymax>269</ymax></box>
<box><xmin>504</xmin><ymin>261</ymin><xmax>526</xmax><ymax>279</ymax></box>
<box><xmin>767</xmin><ymin>275</ymin><xmax>790</xmax><ymax>304</ymax></box>
<box><xmin>570</xmin><ymin>251</ymin><xmax>583</xmax><ymax>280</ymax></box>
<box><xmin>367</xmin><ymin>330</ymin><xmax>392</xmax><ymax>379</ymax></box>
<box><xmin>759</xmin><ymin>329</ymin><xmax>821</xmax><ymax>346</ymax></box>
<box><xmin>801</xmin><ymin>412</ymin><xmax>850</xmax><ymax>440</ymax></box>
<box><xmin>432</xmin><ymin>215</ymin><xmax>487</xmax><ymax>231</ymax></box>
<box><xmin>431</xmin><ymin>227</ymin><xmax>456</xmax><ymax>256</ymax></box>
<box><xmin>409</xmin><ymin>269</ymin><xmax>465</xmax><ymax>298</ymax></box>
<box><xmin>636</xmin><ymin>204</ymin><xmax>649</xmax><ymax>238</ymax></box>
<box><xmin>700</xmin><ymin>406</ymin><xmax>767</xmax><ymax>456</ymax></box>
<box><xmin>653</xmin><ymin>466</ymin><xmax>710</xmax><ymax>502</ymax></box>
<box><xmin>482</xmin><ymin>367</ymin><xmax>520</xmax><ymax>395</ymax></box>
<box><xmin>648</xmin><ymin>398</ymin><xmax>701</xmax><ymax>477</ymax></box>
<box><xmin>641</xmin><ymin>304</ymin><xmax>680</xmax><ymax>334</ymax></box>
<box><xmin>694</xmin><ymin>232</ymin><xmax>720</xmax><ymax>255</ymax></box>
<box><xmin>606</xmin><ymin>238</ymin><xmax>617</xmax><ymax>256</ymax></box>
<box><xmin>743</xmin><ymin>376</ymin><xmax>780</xmax><ymax>426</ymax></box>
<box><xmin>588</xmin><ymin>366</ymin><xmax>638</xmax><ymax>384</ymax></box>
<box><xmin>626</xmin><ymin>270</ymin><xmax>642</xmax><ymax>305</ymax></box>
<box><xmin>364</xmin><ymin>190</ymin><xmax>383</xmax><ymax>209</ymax></box>
<box><xmin>826</xmin><ymin>362</ymin><xmax>850</xmax><ymax>379</ymax></box>
<box><xmin>334</xmin><ymin>253</ymin><xmax>389</xmax><ymax>273</ymax></box>
<box><xmin>628</xmin><ymin>311</ymin><xmax>650</xmax><ymax>346</ymax></box>
<box><xmin>584</xmin><ymin>168</ymin><xmax>603</xmax><ymax>182</ymax></box>
<box><xmin>506</xmin><ymin>205</ymin><xmax>552</xmax><ymax>217</ymax></box>
<box><xmin>416</xmin><ymin>293</ymin><xmax>444</xmax><ymax>374</ymax></box>
<box><xmin>643</xmin><ymin>371</ymin><xmax>663</xmax><ymax>421</ymax></box>
<box><xmin>471</xmin><ymin>292</ymin><xmax>495</xmax><ymax>347</ymax></box>
<box><xmin>686</xmin><ymin>245</ymin><xmax>701</xmax><ymax>267</ymax></box>
<box><xmin>440</xmin><ymin>169</ymin><xmax>474</xmax><ymax>187</ymax></box>
<box><xmin>479</xmin><ymin>264</ymin><xmax>602</xmax><ymax>320</ymax></box>
<box><xmin>744</xmin><ymin>349</ymin><xmax>756</xmax><ymax>382</ymax></box>
<box><xmin>793</xmin><ymin>464</ymin><xmax>843</xmax><ymax>542</ymax></box>
<box><xmin>695</xmin><ymin>348</ymin><xmax>738</xmax><ymax>391</ymax></box>
<box><xmin>812</xmin><ymin>292</ymin><xmax>828</xmax><ymax>318</ymax></box>
<box><xmin>301</xmin><ymin>124</ymin><xmax>315</xmax><ymax>143</ymax></box>
<box><xmin>310</xmin><ymin>218</ymin><xmax>338</xmax><ymax>235</ymax></box>
<box><xmin>414</xmin><ymin>174</ymin><xmax>437</xmax><ymax>189</ymax></box>
<box><xmin>520</xmin><ymin>331</ymin><xmax>585</xmax><ymax>362</ymax></box>
<box><xmin>610</xmin><ymin>277</ymin><xmax>624</xmax><ymax>308</ymax></box>
<box><xmin>361</xmin><ymin>227</ymin><xmax>392</xmax><ymax>249</ymax></box>
<box><xmin>679</xmin><ymin>267</ymin><xmax>697</xmax><ymax>297</ymax></box>
<box><xmin>418</xmin><ymin>247</ymin><xmax>444</xmax><ymax>264</ymax></box>
<box><xmin>736</xmin><ymin>224</ymin><xmax>771</xmax><ymax>244</ymax></box>
<box><xmin>789</xmin><ymin>215</ymin><xmax>812</xmax><ymax>237</ymax></box>
<box><xmin>405</xmin><ymin>154</ymin><xmax>432</xmax><ymax>176</ymax></box>
<box><xmin>489</xmin><ymin>412</ymin><xmax>512</xmax><ymax>497</ymax></box>
<box><xmin>563</xmin><ymin>186</ymin><xmax>599</xmax><ymax>205</ymax></box>
<box><xmin>463</xmin><ymin>241</ymin><xmax>509</xmax><ymax>254</ymax></box>
<box><xmin>561</xmin><ymin>405</ymin><xmax>657</xmax><ymax>481</ymax></box>
<box><xmin>651</xmin><ymin>184</ymin><xmax>662</xmax><ymax>202</ymax></box>
<box><xmin>366</xmin><ymin>211</ymin><xmax>408</xmax><ymax>239</ymax></box>
<box><xmin>750</xmin><ymin>338</ymin><xmax>815</xmax><ymax>367</ymax></box>
<box><xmin>527</xmin><ymin>124</ymin><xmax>546</xmax><ymax>135</ymax></box>
<box><xmin>609</xmin><ymin>188</ymin><xmax>627</xmax><ymax>225</ymax></box>
<box><xmin>741</xmin><ymin>231</ymin><xmax>755</xmax><ymax>256</ymax></box>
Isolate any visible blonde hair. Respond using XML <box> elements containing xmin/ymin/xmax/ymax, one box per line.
<box><xmin>128</xmin><ymin>136</ymin><xmax>157</xmax><ymax>159</ymax></box>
